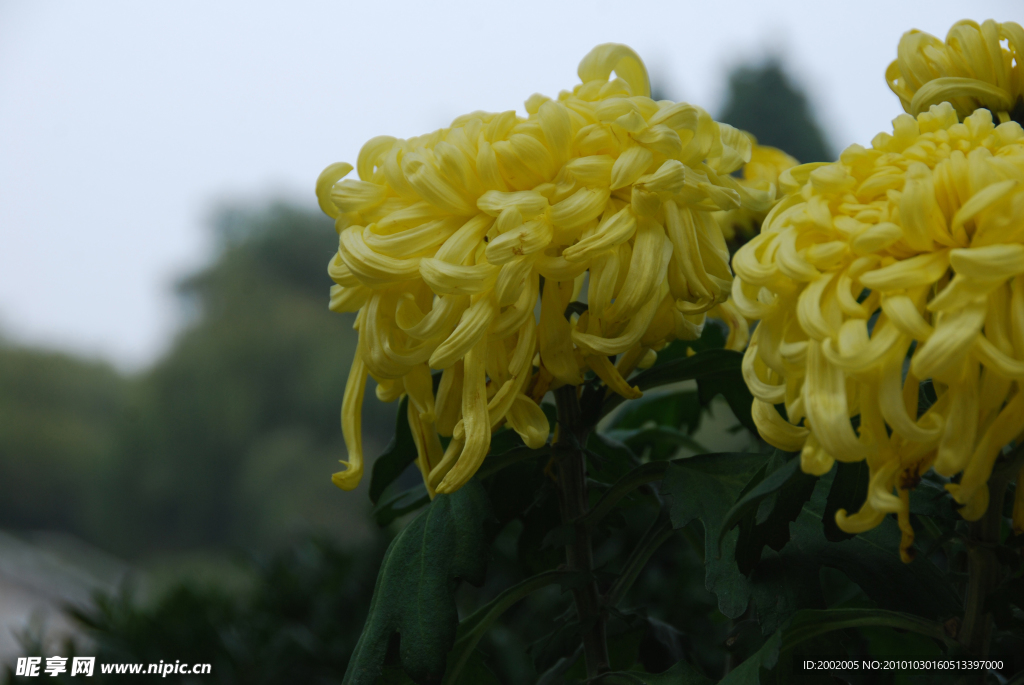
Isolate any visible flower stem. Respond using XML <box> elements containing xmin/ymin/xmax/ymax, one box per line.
<box><xmin>554</xmin><ymin>385</ymin><xmax>610</xmax><ymax>678</ymax></box>
<box><xmin>959</xmin><ymin>442</ymin><xmax>1024</xmax><ymax>657</ymax></box>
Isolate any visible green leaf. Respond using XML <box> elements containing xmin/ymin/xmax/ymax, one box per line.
<box><xmin>718</xmin><ymin>630</ymin><xmax>783</xmax><ymax>685</ymax></box>
<box><xmin>372</xmin><ymin>484</ymin><xmax>430</xmax><ymax>527</ymax></box>
<box><xmin>748</xmin><ymin>546</ymin><xmax>825</xmax><ymax>636</ymax></box>
<box><xmin>631</xmin><ymin>660</ymin><xmax>714</xmax><ymax>685</ymax></box>
<box><xmin>518</xmin><ymin>484</ymin><xmax>565</xmax><ymax>575</ymax></box>
<box><xmin>606</xmin><ymin>514</ymin><xmax>675</xmax><ymax>607</ymax></box>
<box><xmin>609</xmin><ymin>390</ymin><xmax>703</xmax><ymax>432</ymax></box>
<box><xmin>531</xmin><ymin>615</ymin><xmax>583</xmax><ymax>676</ymax></box>
<box><xmin>780</xmin><ymin>608</ymin><xmax>956</xmax><ymax>651</ymax></box>
<box><xmin>589</xmin><ymin>660</ymin><xmax>714</xmax><ymax>685</ymax></box>
<box><xmin>542</xmin><ymin>401</ymin><xmax>558</xmax><ymax>431</ymax></box>
<box><xmin>734</xmin><ymin>453</ymin><xmax>818</xmax><ymax>574</ymax></box>
<box><xmin>787</xmin><ymin>473</ymin><xmax>962</xmax><ymax>620</ymax></box>
<box><xmin>586</xmin><ymin>431</ymin><xmax>639</xmax><ymax>485</ymax></box>
<box><xmin>660</xmin><ymin>452</ymin><xmax>766</xmax><ymax>618</ymax></box>
<box><xmin>565</xmin><ymin>301</ymin><xmax>589</xmax><ymax>319</ymax></box>
<box><xmin>369</xmin><ymin>396</ymin><xmax>417</xmax><ymax>505</ymax></box>
<box><xmin>482</xmin><ymin>455</ymin><xmax>546</xmax><ymax>526</ymax></box>
<box><xmin>717</xmin><ymin>453</ymin><xmax>805</xmax><ymax>553</ymax></box>
<box><xmin>606</xmin><ymin>427</ymin><xmax>708</xmax><ymax>460</ymax></box>
<box><xmin>721</xmin><ymin>609</ymin><xmax>955</xmax><ymax>684</ymax></box>
<box><xmin>443</xmin><ymin>650</ymin><xmax>501</xmax><ymax>685</ymax></box>
<box><xmin>343</xmin><ymin>482</ymin><xmax>492</xmax><ymax>685</ymax></box>
<box><xmin>653</xmin><ymin>320</ymin><xmax>727</xmax><ymax>366</ymax></box>
<box><xmin>908</xmin><ymin>472</ymin><xmax>957</xmax><ymax>523</ymax></box>
<box><xmin>535</xmin><ymin>645</ymin><xmax>582</xmax><ymax>685</ymax></box>
<box><xmin>741</xmin><ymin>469</ymin><xmax>959</xmax><ymax>635</ymax></box>
<box><xmin>443</xmin><ymin>570</ymin><xmax>583</xmax><ymax>684</ymax></box>
<box><xmin>595</xmin><ymin>349</ymin><xmax>746</xmax><ymax>421</ymax></box>
<box><xmin>695</xmin><ymin>368</ymin><xmax>756</xmax><ymax>434</ymax></box>
<box><xmin>577</xmin><ymin>461</ymin><xmax>670</xmax><ymax>532</ymax></box>
<box><xmin>589</xmin><ymin>672</ymin><xmax>647</xmax><ymax>685</ymax></box>
<box><xmin>475</xmin><ymin>444</ymin><xmax>551</xmax><ymax>481</ymax></box>
<box><xmin>487</xmin><ymin>426</ymin><xmax>527</xmax><ymax>455</ymax></box>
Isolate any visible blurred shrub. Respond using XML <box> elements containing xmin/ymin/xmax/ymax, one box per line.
<box><xmin>2</xmin><ymin>538</ymin><xmax>384</xmax><ymax>685</ymax></box>
<box><xmin>0</xmin><ymin>349</ymin><xmax>127</xmax><ymax>539</ymax></box>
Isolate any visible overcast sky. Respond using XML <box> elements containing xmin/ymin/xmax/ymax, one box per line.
<box><xmin>1</xmin><ymin>0</ymin><xmax>1019</xmax><ymax>369</ymax></box>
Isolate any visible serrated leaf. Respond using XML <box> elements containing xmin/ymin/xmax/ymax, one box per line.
<box><xmin>660</xmin><ymin>452</ymin><xmax>766</xmax><ymax>618</ymax></box>
<box><xmin>343</xmin><ymin>482</ymin><xmax>491</xmax><ymax>685</ymax></box>
<box><xmin>788</xmin><ymin>473</ymin><xmax>962</xmax><ymax>620</ymax></box>
<box><xmin>717</xmin><ymin>453</ymin><xmax>805</xmax><ymax>553</ymax></box>
<box><xmin>735</xmin><ymin>456</ymin><xmax>818</xmax><ymax>574</ymax></box>
<box><xmin>369</xmin><ymin>396</ymin><xmax>417</xmax><ymax>505</ymax></box>
<box><xmin>740</xmin><ymin>468</ymin><xmax>959</xmax><ymax>635</ymax></box>
<box><xmin>749</xmin><ymin>546</ymin><xmax>825</xmax><ymax>636</ymax></box>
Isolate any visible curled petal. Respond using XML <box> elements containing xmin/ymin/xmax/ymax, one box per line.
<box><xmin>333</xmin><ymin>353</ymin><xmax>368</xmax><ymax>491</ymax></box>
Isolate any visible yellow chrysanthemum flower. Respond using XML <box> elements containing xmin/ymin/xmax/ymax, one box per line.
<box><xmin>317</xmin><ymin>44</ymin><xmax>771</xmax><ymax>497</ymax></box>
<box><xmin>716</xmin><ymin>137</ymin><xmax>798</xmax><ymax>242</ymax></box>
<box><xmin>733</xmin><ymin>103</ymin><xmax>1024</xmax><ymax>561</ymax></box>
<box><xmin>887</xmin><ymin>19</ymin><xmax>1024</xmax><ymax>123</ymax></box>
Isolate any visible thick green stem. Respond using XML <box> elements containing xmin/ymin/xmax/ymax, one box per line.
<box><xmin>554</xmin><ymin>385</ymin><xmax>610</xmax><ymax>678</ymax></box>
<box><xmin>958</xmin><ymin>442</ymin><xmax>1024</xmax><ymax>658</ymax></box>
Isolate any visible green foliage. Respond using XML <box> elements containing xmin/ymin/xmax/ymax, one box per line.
<box><xmin>3</xmin><ymin>538</ymin><xmax>382</xmax><ymax>685</ymax></box>
<box><xmin>716</xmin><ymin>60</ymin><xmax>834</xmax><ymax>164</ymax></box>
<box><xmin>592</xmin><ymin>348</ymin><xmax>753</xmax><ymax>433</ymax></box>
<box><xmin>8</xmin><ymin>317</ymin><xmax>1024</xmax><ymax>684</ymax></box>
<box><xmin>116</xmin><ymin>204</ymin><xmax>380</xmax><ymax>553</ymax></box>
<box><xmin>662</xmin><ymin>453</ymin><xmax>765</xmax><ymax>618</ymax></box>
<box><xmin>329</xmin><ymin>337</ymin><xmax>1024</xmax><ymax>682</ymax></box>
<box><xmin>344</xmin><ymin>482</ymin><xmax>492</xmax><ymax>685</ymax></box>
<box><xmin>369</xmin><ymin>397</ymin><xmax>417</xmax><ymax>505</ymax></box>
<box><xmin>0</xmin><ymin>346</ymin><xmax>127</xmax><ymax>538</ymax></box>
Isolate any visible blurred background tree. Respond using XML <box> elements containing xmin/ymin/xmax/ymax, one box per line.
<box><xmin>716</xmin><ymin>59</ymin><xmax>834</xmax><ymax>163</ymax></box>
<box><xmin>0</xmin><ymin>204</ymin><xmax>396</xmax><ymax>562</ymax></box>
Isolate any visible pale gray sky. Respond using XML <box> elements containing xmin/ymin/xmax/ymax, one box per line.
<box><xmin>1</xmin><ymin>0</ymin><xmax>1019</xmax><ymax>368</ymax></box>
